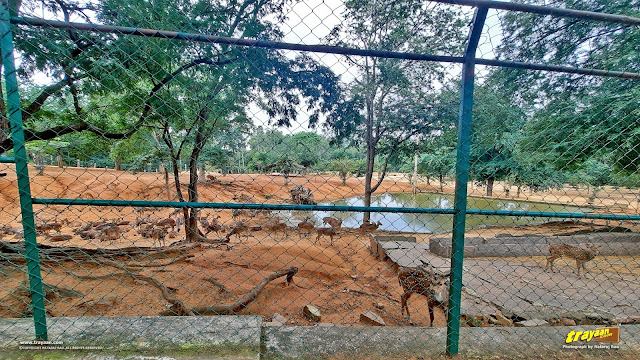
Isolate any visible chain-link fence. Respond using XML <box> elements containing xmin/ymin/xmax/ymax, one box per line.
<box><xmin>1</xmin><ymin>0</ymin><xmax>639</xmax><ymax>358</ymax></box>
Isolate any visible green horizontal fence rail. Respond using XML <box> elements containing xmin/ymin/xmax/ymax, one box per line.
<box><xmin>9</xmin><ymin>15</ymin><xmax>640</xmax><ymax>80</ymax></box>
<box><xmin>31</xmin><ymin>198</ymin><xmax>640</xmax><ymax>221</ymax></box>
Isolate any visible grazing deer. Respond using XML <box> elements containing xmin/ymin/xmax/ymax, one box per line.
<box><xmin>316</xmin><ymin>227</ymin><xmax>336</xmax><ymax>245</ymax></box>
<box><xmin>359</xmin><ymin>220</ymin><xmax>382</xmax><ymax>233</ymax></box>
<box><xmin>398</xmin><ymin>265</ymin><xmax>450</xmax><ymax>326</ymax></box>
<box><xmin>100</xmin><ymin>225</ymin><xmax>121</xmax><ymax>241</ymax></box>
<box><xmin>297</xmin><ymin>217</ymin><xmax>314</xmax><ymax>238</ymax></box>
<box><xmin>263</xmin><ymin>219</ymin><xmax>287</xmax><ymax>239</ymax></box>
<box><xmin>200</xmin><ymin>216</ymin><xmax>226</xmax><ymax>236</ymax></box>
<box><xmin>545</xmin><ymin>243</ymin><xmax>603</xmax><ymax>277</ymax></box>
<box><xmin>226</xmin><ymin>221</ymin><xmax>249</xmax><ymax>241</ymax></box>
<box><xmin>175</xmin><ymin>214</ymin><xmax>185</xmax><ymax>232</ymax></box>
<box><xmin>322</xmin><ymin>216</ymin><xmax>342</xmax><ymax>230</ymax></box>
<box><xmin>156</xmin><ymin>218</ymin><xmax>176</xmax><ymax>232</ymax></box>
<box><xmin>36</xmin><ymin>221</ymin><xmax>63</xmax><ymax>234</ymax></box>
<box><xmin>150</xmin><ymin>227</ymin><xmax>168</xmax><ymax>247</ymax></box>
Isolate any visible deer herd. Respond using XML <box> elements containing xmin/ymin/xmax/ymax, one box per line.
<box><xmin>13</xmin><ymin>206</ymin><xmax>386</xmax><ymax>249</ymax></box>
<box><xmin>2</xmin><ymin>203</ymin><xmax>607</xmax><ymax>328</ymax></box>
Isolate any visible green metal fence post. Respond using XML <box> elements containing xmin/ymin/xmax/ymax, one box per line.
<box><xmin>0</xmin><ymin>0</ymin><xmax>48</xmax><ymax>340</ymax></box>
<box><xmin>446</xmin><ymin>7</ymin><xmax>487</xmax><ymax>357</ymax></box>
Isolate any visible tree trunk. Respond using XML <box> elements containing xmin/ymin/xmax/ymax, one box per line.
<box><xmin>341</xmin><ymin>174</ymin><xmax>347</xmax><ymax>186</ymax></box>
<box><xmin>517</xmin><ymin>185</ymin><xmax>522</xmax><ymax>197</ymax></box>
<box><xmin>164</xmin><ymin>166</ymin><xmax>171</xmax><ymax>201</ymax></box>
<box><xmin>115</xmin><ymin>159</ymin><xmax>122</xmax><ymax>171</ymax></box>
<box><xmin>57</xmin><ymin>154</ymin><xmax>63</xmax><ymax>168</ymax></box>
<box><xmin>439</xmin><ymin>172</ymin><xmax>444</xmax><ymax>192</ymax></box>
<box><xmin>363</xmin><ymin>133</ymin><xmax>375</xmax><ymax>224</ymax></box>
<box><xmin>284</xmin><ymin>173</ymin><xmax>290</xmax><ymax>185</ymax></box>
<box><xmin>412</xmin><ymin>153</ymin><xmax>418</xmax><ymax>194</ymax></box>
<box><xmin>486</xmin><ymin>177</ymin><xmax>494</xmax><ymax>197</ymax></box>
<box><xmin>198</xmin><ymin>165</ymin><xmax>206</xmax><ymax>183</ymax></box>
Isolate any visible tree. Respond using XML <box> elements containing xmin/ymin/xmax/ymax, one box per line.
<box><xmin>418</xmin><ymin>149</ymin><xmax>455</xmax><ymax>192</ymax></box>
<box><xmin>324</xmin><ymin>0</ymin><xmax>466</xmax><ymax>222</ymax></box>
<box><xmin>263</xmin><ymin>157</ymin><xmax>304</xmax><ymax>185</ymax></box>
<box><xmin>329</xmin><ymin>158</ymin><xmax>363</xmax><ymax>185</ymax></box>
<box><xmin>8</xmin><ymin>0</ymin><xmax>341</xmax><ymax>242</ymax></box>
<box><xmin>469</xmin><ymin>83</ymin><xmax>527</xmax><ymax>196</ymax></box>
<box><xmin>498</xmin><ymin>0</ymin><xmax>640</xmax><ymax>182</ymax></box>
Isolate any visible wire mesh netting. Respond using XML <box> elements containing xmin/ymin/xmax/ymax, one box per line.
<box><xmin>1</xmin><ymin>0</ymin><xmax>639</xmax><ymax>357</ymax></box>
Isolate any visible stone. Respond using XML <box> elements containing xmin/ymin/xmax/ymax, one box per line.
<box><xmin>558</xmin><ymin>318</ymin><xmax>577</xmax><ymax>326</ymax></box>
<box><xmin>271</xmin><ymin>313</ymin><xmax>288</xmax><ymax>326</ymax></box>
<box><xmin>373</xmin><ymin>302</ymin><xmax>385</xmax><ymax>310</ymax></box>
<box><xmin>488</xmin><ymin>311</ymin><xmax>513</xmax><ymax>327</ymax></box>
<box><xmin>360</xmin><ymin>311</ymin><xmax>386</xmax><ymax>326</ymax></box>
<box><xmin>515</xmin><ymin>319</ymin><xmax>549</xmax><ymax>327</ymax></box>
<box><xmin>303</xmin><ymin>305</ymin><xmax>321</xmax><ymax>322</ymax></box>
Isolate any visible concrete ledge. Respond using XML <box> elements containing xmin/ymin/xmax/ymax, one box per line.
<box><xmin>2</xmin><ymin>317</ymin><xmax>640</xmax><ymax>359</ymax></box>
<box><xmin>431</xmin><ymin>233</ymin><xmax>640</xmax><ymax>258</ymax></box>
<box><xmin>0</xmin><ymin>316</ymin><xmax>261</xmax><ymax>359</ymax></box>
<box><xmin>263</xmin><ymin>325</ymin><xmax>640</xmax><ymax>359</ymax></box>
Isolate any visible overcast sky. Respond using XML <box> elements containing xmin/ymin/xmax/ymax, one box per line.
<box><xmin>22</xmin><ymin>0</ymin><xmax>505</xmax><ymax>136</ymax></box>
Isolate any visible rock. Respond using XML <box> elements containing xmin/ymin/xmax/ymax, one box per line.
<box><xmin>373</xmin><ymin>302</ymin><xmax>384</xmax><ymax>310</ymax></box>
<box><xmin>303</xmin><ymin>305</ymin><xmax>321</xmax><ymax>322</ymax></box>
<box><xmin>488</xmin><ymin>310</ymin><xmax>513</xmax><ymax>326</ymax></box>
<box><xmin>350</xmin><ymin>275</ymin><xmax>359</xmax><ymax>281</ymax></box>
<box><xmin>360</xmin><ymin>311</ymin><xmax>386</xmax><ymax>326</ymax></box>
<box><xmin>515</xmin><ymin>319</ymin><xmax>549</xmax><ymax>327</ymax></box>
<box><xmin>558</xmin><ymin>318</ymin><xmax>577</xmax><ymax>326</ymax></box>
<box><xmin>271</xmin><ymin>313</ymin><xmax>288</xmax><ymax>325</ymax></box>
<box><xmin>464</xmin><ymin>315</ymin><xmax>486</xmax><ymax>327</ymax></box>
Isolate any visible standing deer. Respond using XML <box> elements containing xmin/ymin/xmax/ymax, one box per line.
<box><xmin>322</xmin><ymin>216</ymin><xmax>342</xmax><ymax>230</ymax></box>
<box><xmin>297</xmin><ymin>217</ymin><xmax>314</xmax><ymax>238</ymax></box>
<box><xmin>398</xmin><ymin>265</ymin><xmax>450</xmax><ymax>326</ymax></box>
<box><xmin>264</xmin><ymin>219</ymin><xmax>287</xmax><ymax>239</ymax></box>
<box><xmin>316</xmin><ymin>227</ymin><xmax>336</xmax><ymax>245</ymax></box>
<box><xmin>545</xmin><ymin>243</ymin><xmax>603</xmax><ymax>277</ymax></box>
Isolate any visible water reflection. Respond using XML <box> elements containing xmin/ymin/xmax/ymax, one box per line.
<box><xmin>276</xmin><ymin>192</ymin><xmax>587</xmax><ymax>234</ymax></box>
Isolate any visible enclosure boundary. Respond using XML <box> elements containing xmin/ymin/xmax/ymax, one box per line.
<box><xmin>2</xmin><ymin>0</ymin><xmax>640</xmax><ymax>355</ymax></box>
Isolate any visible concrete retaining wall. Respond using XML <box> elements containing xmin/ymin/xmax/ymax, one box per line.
<box><xmin>430</xmin><ymin>233</ymin><xmax>640</xmax><ymax>258</ymax></box>
<box><xmin>2</xmin><ymin>317</ymin><xmax>639</xmax><ymax>359</ymax></box>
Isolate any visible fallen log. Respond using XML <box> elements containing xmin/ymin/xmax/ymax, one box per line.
<box><xmin>161</xmin><ymin>266</ymin><xmax>298</xmax><ymax>316</ymax></box>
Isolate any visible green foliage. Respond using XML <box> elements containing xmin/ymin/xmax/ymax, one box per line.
<box><xmin>329</xmin><ymin>158</ymin><xmax>364</xmax><ymax>184</ymax></box>
<box><xmin>418</xmin><ymin>150</ymin><xmax>454</xmax><ymax>180</ymax></box>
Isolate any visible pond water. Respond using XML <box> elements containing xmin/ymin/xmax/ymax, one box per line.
<box><xmin>276</xmin><ymin>192</ymin><xmax>589</xmax><ymax>234</ymax></box>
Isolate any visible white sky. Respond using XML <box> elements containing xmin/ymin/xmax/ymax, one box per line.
<box><xmin>23</xmin><ymin>1</ymin><xmax>504</xmax><ymax>136</ymax></box>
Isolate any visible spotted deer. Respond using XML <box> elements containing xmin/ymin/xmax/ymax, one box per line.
<box><xmin>264</xmin><ymin>220</ymin><xmax>287</xmax><ymax>239</ymax></box>
<box><xmin>297</xmin><ymin>217</ymin><xmax>314</xmax><ymax>238</ymax></box>
<box><xmin>398</xmin><ymin>264</ymin><xmax>450</xmax><ymax>326</ymax></box>
<box><xmin>545</xmin><ymin>243</ymin><xmax>603</xmax><ymax>277</ymax></box>
<box><xmin>316</xmin><ymin>227</ymin><xmax>336</xmax><ymax>245</ymax></box>
<box><xmin>359</xmin><ymin>220</ymin><xmax>382</xmax><ymax>233</ymax></box>
<box><xmin>322</xmin><ymin>216</ymin><xmax>342</xmax><ymax>230</ymax></box>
